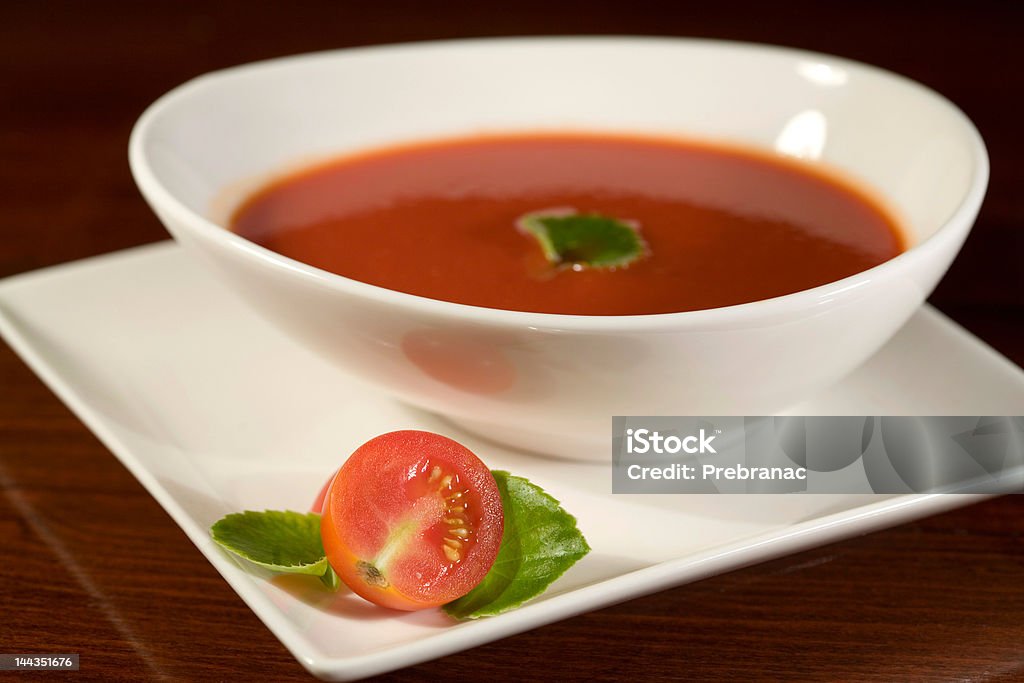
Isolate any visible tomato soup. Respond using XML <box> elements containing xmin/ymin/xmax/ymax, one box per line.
<box><xmin>230</xmin><ymin>133</ymin><xmax>904</xmax><ymax>315</ymax></box>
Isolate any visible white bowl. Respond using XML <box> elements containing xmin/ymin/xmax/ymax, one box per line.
<box><xmin>129</xmin><ymin>37</ymin><xmax>988</xmax><ymax>460</ymax></box>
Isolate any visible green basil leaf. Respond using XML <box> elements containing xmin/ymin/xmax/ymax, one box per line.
<box><xmin>518</xmin><ymin>210</ymin><xmax>647</xmax><ymax>269</ymax></box>
<box><xmin>211</xmin><ymin>510</ymin><xmax>331</xmax><ymax>578</ymax></box>
<box><xmin>444</xmin><ymin>471</ymin><xmax>590</xmax><ymax>619</ymax></box>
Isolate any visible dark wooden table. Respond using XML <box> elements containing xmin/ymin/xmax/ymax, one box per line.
<box><xmin>2</xmin><ymin>2</ymin><xmax>1022</xmax><ymax>681</ymax></box>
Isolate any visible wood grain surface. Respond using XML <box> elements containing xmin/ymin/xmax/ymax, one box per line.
<box><xmin>1</xmin><ymin>2</ymin><xmax>1022</xmax><ymax>681</ymax></box>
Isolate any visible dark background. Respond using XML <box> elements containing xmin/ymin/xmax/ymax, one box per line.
<box><xmin>1</xmin><ymin>2</ymin><xmax>1021</xmax><ymax>681</ymax></box>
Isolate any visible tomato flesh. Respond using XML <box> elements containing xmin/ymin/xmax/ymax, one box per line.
<box><xmin>321</xmin><ymin>430</ymin><xmax>503</xmax><ymax>610</ymax></box>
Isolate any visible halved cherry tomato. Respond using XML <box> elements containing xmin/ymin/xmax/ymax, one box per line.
<box><xmin>320</xmin><ymin>430</ymin><xmax>503</xmax><ymax>611</ymax></box>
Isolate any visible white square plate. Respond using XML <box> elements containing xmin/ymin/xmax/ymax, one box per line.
<box><xmin>2</xmin><ymin>243</ymin><xmax>1022</xmax><ymax>680</ymax></box>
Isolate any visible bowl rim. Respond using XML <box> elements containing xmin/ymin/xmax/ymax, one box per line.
<box><xmin>128</xmin><ymin>35</ymin><xmax>989</xmax><ymax>332</ymax></box>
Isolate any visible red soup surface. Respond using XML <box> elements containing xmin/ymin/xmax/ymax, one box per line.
<box><xmin>231</xmin><ymin>133</ymin><xmax>904</xmax><ymax>315</ymax></box>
